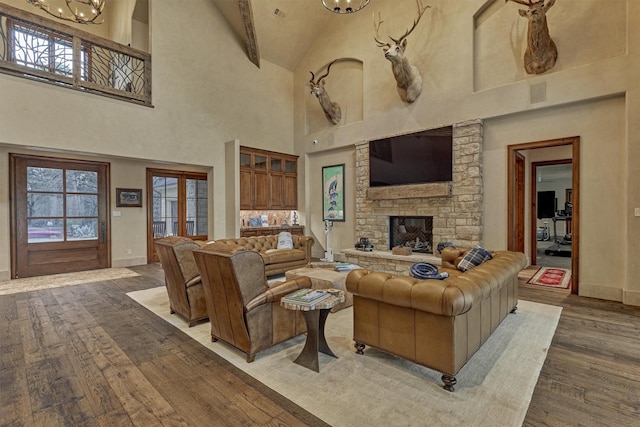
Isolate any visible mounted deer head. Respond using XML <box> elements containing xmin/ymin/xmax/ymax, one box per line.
<box><xmin>507</xmin><ymin>0</ymin><xmax>558</xmax><ymax>74</ymax></box>
<box><xmin>374</xmin><ymin>0</ymin><xmax>430</xmax><ymax>103</ymax></box>
<box><xmin>309</xmin><ymin>60</ymin><xmax>342</xmax><ymax>125</ymax></box>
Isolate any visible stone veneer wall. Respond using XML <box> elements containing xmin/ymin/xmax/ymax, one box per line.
<box><xmin>353</xmin><ymin>120</ymin><xmax>484</xmax><ymax>252</ymax></box>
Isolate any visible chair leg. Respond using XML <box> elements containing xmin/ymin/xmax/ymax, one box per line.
<box><xmin>442</xmin><ymin>374</ymin><xmax>457</xmax><ymax>392</ymax></box>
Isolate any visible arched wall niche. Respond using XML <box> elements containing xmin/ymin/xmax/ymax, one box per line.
<box><xmin>305</xmin><ymin>57</ymin><xmax>364</xmax><ymax>135</ymax></box>
<box><xmin>473</xmin><ymin>0</ymin><xmax>627</xmax><ymax>92</ymax></box>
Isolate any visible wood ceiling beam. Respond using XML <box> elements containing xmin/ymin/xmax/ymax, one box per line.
<box><xmin>238</xmin><ymin>0</ymin><xmax>260</xmax><ymax>68</ymax></box>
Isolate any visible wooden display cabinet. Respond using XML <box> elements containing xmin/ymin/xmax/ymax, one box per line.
<box><xmin>240</xmin><ymin>146</ymin><xmax>298</xmax><ymax>210</ymax></box>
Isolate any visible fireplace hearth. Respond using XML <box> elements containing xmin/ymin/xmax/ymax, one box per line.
<box><xmin>389</xmin><ymin>216</ymin><xmax>433</xmax><ymax>253</ymax></box>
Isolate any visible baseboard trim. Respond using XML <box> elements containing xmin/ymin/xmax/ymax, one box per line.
<box><xmin>112</xmin><ymin>257</ymin><xmax>147</xmax><ymax>268</ymax></box>
<box><xmin>623</xmin><ymin>289</ymin><xmax>640</xmax><ymax>307</ymax></box>
<box><xmin>579</xmin><ymin>282</ymin><xmax>623</xmax><ymax>302</ymax></box>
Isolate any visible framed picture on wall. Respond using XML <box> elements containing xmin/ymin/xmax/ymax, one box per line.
<box><xmin>322</xmin><ymin>164</ymin><xmax>345</xmax><ymax>221</ymax></box>
<box><xmin>116</xmin><ymin>188</ymin><xmax>143</xmax><ymax>207</ymax></box>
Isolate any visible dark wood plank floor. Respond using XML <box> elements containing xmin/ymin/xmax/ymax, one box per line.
<box><xmin>1</xmin><ymin>264</ymin><xmax>639</xmax><ymax>426</ymax></box>
<box><xmin>0</xmin><ymin>265</ymin><xmax>328</xmax><ymax>427</ymax></box>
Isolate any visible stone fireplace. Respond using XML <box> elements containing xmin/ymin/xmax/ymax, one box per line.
<box><xmin>389</xmin><ymin>216</ymin><xmax>433</xmax><ymax>253</ymax></box>
<box><xmin>352</xmin><ymin>120</ymin><xmax>484</xmax><ymax>256</ymax></box>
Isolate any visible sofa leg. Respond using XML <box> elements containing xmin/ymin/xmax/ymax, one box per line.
<box><xmin>510</xmin><ymin>305</ymin><xmax>518</xmax><ymax>314</ymax></box>
<box><xmin>442</xmin><ymin>374</ymin><xmax>457</xmax><ymax>392</ymax></box>
<box><xmin>246</xmin><ymin>354</ymin><xmax>256</xmax><ymax>363</ymax></box>
<box><xmin>211</xmin><ymin>335</ymin><xmax>218</xmax><ymax>343</ymax></box>
<box><xmin>354</xmin><ymin>342</ymin><xmax>365</xmax><ymax>355</ymax></box>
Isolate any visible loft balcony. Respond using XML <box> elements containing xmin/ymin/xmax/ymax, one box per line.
<box><xmin>0</xmin><ymin>3</ymin><xmax>151</xmax><ymax>106</ymax></box>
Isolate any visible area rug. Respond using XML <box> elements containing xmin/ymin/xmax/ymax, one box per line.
<box><xmin>527</xmin><ymin>266</ymin><xmax>571</xmax><ymax>289</ymax></box>
<box><xmin>0</xmin><ymin>268</ymin><xmax>140</xmax><ymax>296</ymax></box>
<box><xmin>128</xmin><ymin>287</ymin><xmax>562</xmax><ymax>427</ymax></box>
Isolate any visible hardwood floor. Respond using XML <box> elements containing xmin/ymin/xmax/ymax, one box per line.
<box><xmin>0</xmin><ymin>265</ymin><xmax>327</xmax><ymax>427</ymax></box>
<box><xmin>519</xmin><ymin>282</ymin><xmax>640</xmax><ymax>426</ymax></box>
<box><xmin>1</xmin><ymin>264</ymin><xmax>639</xmax><ymax>426</ymax></box>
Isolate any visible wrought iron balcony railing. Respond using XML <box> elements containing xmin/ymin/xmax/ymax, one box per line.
<box><xmin>0</xmin><ymin>3</ymin><xmax>151</xmax><ymax>106</ymax></box>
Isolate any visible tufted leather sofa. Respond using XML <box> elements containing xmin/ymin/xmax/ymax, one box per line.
<box><xmin>213</xmin><ymin>234</ymin><xmax>314</xmax><ymax>276</ymax></box>
<box><xmin>346</xmin><ymin>247</ymin><xmax>527</xmax><ymax>391</ymax></box>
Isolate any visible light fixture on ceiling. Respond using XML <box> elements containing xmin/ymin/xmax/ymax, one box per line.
<box><xmin>321</xmin><ymin>0</ymin><xmax>370</xmax><ymax>15</ymax></box>
<box><xmin>27</xmin><ymin>0</ymin><xmax>106</xmax><ymax>24</ymax></box>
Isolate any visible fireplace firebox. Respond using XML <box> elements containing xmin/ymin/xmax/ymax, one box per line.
<box><xmin>389</xmin><ymin>216</ymin><xmax>433</xmax><ymax>253</ymax></box>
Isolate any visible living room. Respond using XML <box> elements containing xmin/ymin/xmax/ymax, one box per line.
<box><xmin>0</xmin><ymin>0</ymin><xmax>639</xmax><ymax>425</ymax></box>
<box><xmin>1</xmin><ymin>0</ymin><xmax>637</xmax><ymax>304</ymax></box>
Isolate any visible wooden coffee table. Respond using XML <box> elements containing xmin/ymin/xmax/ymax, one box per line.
<box><xmin>285</xmin><ymin>267</ymin><xmax>352</xmax><ymax>312</ymax></box>
<box><xmin>281</xmin><ymin>289</ymin><xmax>345</xmax><ymax>372</ymax></box>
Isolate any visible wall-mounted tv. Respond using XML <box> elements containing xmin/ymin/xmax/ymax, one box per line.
<box><xmin>369</xmin><ymin>126</ymin><xmax>453</xmax><ymax>187</ymax></box>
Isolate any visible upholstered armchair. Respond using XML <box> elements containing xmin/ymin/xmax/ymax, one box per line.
<box><xmin>193</xmin><ymin>242</ymin><xmax>310</xmax><ymax>362</ymax></box>
<box><xmin>155</xmin><ymin>236</ymin><xmax>208</xmax><ymax>326</ymax></box>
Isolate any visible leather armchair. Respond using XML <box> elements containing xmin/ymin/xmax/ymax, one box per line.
<box><xmin>193</xmin><ymin>242</ymin><xmax>309</xmax><ymax>362</ymax></box>
<box><xmin>155</xmin><ymin>236</ymin><xmax>208</xmax><ymax>326</ymax></box>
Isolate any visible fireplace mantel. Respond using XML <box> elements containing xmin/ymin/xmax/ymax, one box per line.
<box><xmin>367</xmin><ymin>182</ymin><xmax>452</xmax><ymax>200</ymax></box>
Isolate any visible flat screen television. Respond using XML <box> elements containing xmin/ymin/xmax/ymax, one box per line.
<box><xmin>537</xmin><ymin>191</ymin><xmax>556</xmax><ymax>219</ymax></box>
<box><xmin>369</xmin><ymin>126</ymin><xmax>453</xmax><ymax>187</ymax></box>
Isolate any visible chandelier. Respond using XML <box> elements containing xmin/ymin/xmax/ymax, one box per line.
<box><xmin>27</xmin><ymin>0</ymin><xmax>106</xmax><ymax>24</ymax></box>
<box><xmin>321</xmin><ymin>0</ymin><xmax>370</xmax><ymax>14</ymax></box>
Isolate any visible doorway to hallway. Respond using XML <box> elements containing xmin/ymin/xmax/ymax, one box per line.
<box><xmin>507</xmin><ymin>137</ymin><xmax>580</xmax><ymax>294</ymax></box>
<box><xmin>532</xmin><ymin>161</ymin><xmax>572</xmax><ymax>271</ymax></box>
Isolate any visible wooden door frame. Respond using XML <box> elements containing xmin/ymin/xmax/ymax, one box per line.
<box><xmin>515</xmin><ymin>151</ymin><xmax>526</xmax><ymax>253</ymax></box>
<box><xmin>10</xmin><ymin>153</ymin><xmax>111</xmax><ymax>278</ymax></box>
<box><xmin>507</xmin><ymin>136</ymin><xmax>580</xmax><ymax>294</ymax></box>
<box><xmin>146</xmin><ymin>168</ymin><xmax>208</xmax><ymax>262</ymax></box>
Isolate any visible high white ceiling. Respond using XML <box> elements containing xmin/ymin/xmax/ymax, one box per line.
<box><xmin>210</xmin><ymin>0</ymin><xmax>340</xmax><ymax>71</ymax></box>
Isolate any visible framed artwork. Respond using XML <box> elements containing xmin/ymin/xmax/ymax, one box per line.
<box><xmin>322</xmin><ymin>164</ymin><xmax>345</xmax><ymax>221</ymax></box>
<box><xmin>116</xmin><ymin>188</ymin><xmax>142</xmax><ymax>207</ymax></box>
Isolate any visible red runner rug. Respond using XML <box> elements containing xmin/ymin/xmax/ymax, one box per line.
<box><xmin>527</xmin><ymin>267</ymin><xmax>571</xmax><ymax>289</ymax></box>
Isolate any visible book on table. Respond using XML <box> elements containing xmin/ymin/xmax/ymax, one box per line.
<box><xmin>282</xmin><ymin>289</ymin><xmax>331</xmax><ymax>306</ymax></box>
<box><xmin>334</xmin><ymin>263</ymin><xmax>360</xmax><ymax>272</ymax></box>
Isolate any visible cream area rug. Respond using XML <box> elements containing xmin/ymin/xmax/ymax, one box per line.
<box><xmin>0</xmin><ymin>268</ymin><xmax>140</xmax><ymax>296</ymax></box>
<box><xmin>128</xmin><ymin>287</ymin><xmax>562</xmax><ymax>427</ymax></box>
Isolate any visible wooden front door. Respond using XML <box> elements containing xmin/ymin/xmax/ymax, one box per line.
<box><xmin>10</xmin><ymin>154</ymin><xmax>110</xmax><ymax>278</ymax></box>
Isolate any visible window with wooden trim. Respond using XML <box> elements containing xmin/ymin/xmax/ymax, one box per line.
<box><xmin>8</xmin><ymin>19</ymin><xmax>89</xmax><ymax>79</ymax></box>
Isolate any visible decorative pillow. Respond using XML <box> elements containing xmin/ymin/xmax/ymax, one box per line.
<box><xmin>457</xmin><ymin>247</ymin><xmax>493</xmax><ymax>272</ymax></box>
<box><xmin>277</xmin><ymin>231</ymin><xmax>293</xmax><ymax>250</ymax></box>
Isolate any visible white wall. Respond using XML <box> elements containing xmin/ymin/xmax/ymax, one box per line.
<box><xmin>293</xmin><ymin>0</ymin><xmax>640</xmax><ymax>304</ymax></box>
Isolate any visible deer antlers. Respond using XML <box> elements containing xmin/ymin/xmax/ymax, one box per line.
<box><xmin>506</xmin><ymin>0</ymin><xmax>556</xmax><ymax>11</ymax></box>
<box><xmin>374</xmin><ymin>0</ymin><xmax>430</xmax><ymax>48</ymax></box>
<box><xmin>309</xmin><ymin>59</ymin><xmax>338</xmax><ymax>86</ymax></box>
<box><xmin>506</xmin><ymin>0</ymin><xmax>539</xmax><ymax>5</ymax></box>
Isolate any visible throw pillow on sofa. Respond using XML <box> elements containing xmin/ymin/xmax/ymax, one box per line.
<box><xmin>277</xmin><ymin>231</ymin><xmax>293</xmax><ymax>250</ymax></box>
<box><xmin>457</xmin><ymin>247</ymin><xmax>492</xmax><ymax>272</ymax></box>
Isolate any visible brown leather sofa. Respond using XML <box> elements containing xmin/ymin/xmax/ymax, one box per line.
<box><xmin>346</xmin><ymin>247</ymin><xmax>527</xmax><ymax>391</ymax></box>
<box><xmin>154</xmin><ymin>236</ymin><xmax>208</xmax><ymax>326</ymax></box>
<box><xmin>193</xmin><ymin>242</ymin><xmax>310</xmax><ymax>362</ymax></box>
<box><xmin>213</xmin><ymin>234</ymin><xmax>314</xmax><ymax>276</ymax></box>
